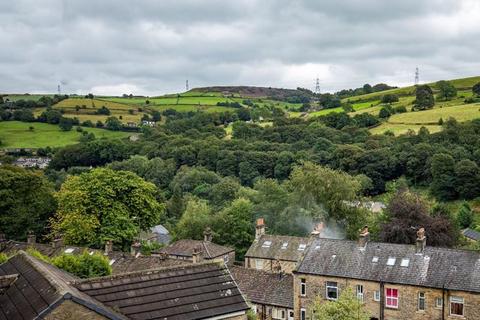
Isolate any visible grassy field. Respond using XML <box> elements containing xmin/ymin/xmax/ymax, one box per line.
<box><xmin>0</xmin><ymin>121</ymin><xmax>130</xmax><ymax>148</ymax></box>
<box><xmin>370</xmin><ymin>124</ymin><xmax>443</xmax><ymax>135</ymax></box>
<box><xmin>387</xmin><ymin>103</ymin><xmax>480</xmax><ymax>124</ymax></box>
<box><xmin>3</xmin><ymin>94</ymin><xmax>53</xmax><ymax>102</ymax></box>
<box><xmin>51</xmin><ymin>98</ymin><xmax>146</xmax><ymax>124</ymax></box>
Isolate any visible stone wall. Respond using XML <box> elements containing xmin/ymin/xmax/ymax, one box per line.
<box><xmin>45</xmin><ymin>300</ymin><xmax>108</xmax><ymax>320</ymax></box>
<box><xmin>245</xmin><ymin>257</ymin><xmax>297</xmax><ymax>274</ymax></box>
<box><xmin>293</xmin><ymin>273</ymin><xmax>480</xmax><ymax>320</ymax></box>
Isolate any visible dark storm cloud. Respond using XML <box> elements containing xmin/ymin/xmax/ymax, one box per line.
<box><xmin>1</xmin><ymin>0</ymin><xmax>479</xmax><ymax>95</ymax></box>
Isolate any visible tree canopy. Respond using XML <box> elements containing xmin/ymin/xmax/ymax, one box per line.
<box><xmin>50</xmin><ymin>168</ymin><xmax>164</xmax><ymax>248</ymax></box>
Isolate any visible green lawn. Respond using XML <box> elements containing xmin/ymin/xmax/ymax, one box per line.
<box><xmin>370</xmin><ymin>124</ymin><xmax>443</xmax><ymax>136</ymax></box>
<box><xmin>0</xmin><ymin>121</ymin><xmax>130</xmax><ymax>148</ymax></box>
<box><xmin>388</xmin><ymin>103</ymin><xmax>480</xmax><ymax>124</ymax></box>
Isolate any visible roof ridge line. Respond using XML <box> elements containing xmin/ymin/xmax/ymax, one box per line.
<box><xmin>74</xmin><ymin>260</ymin><xmax>224</xmax><ymax>284</ymax></box>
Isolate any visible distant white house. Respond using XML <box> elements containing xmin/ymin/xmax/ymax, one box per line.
<box><xmin>141</xmin><ymin>120</ymin><xmax>156</xmax><ymax>127</ymax></box>
<box><xmin>140</xmin><ymin>224</ymin><xmax>171</xmax><ymax>245</ymax></box>
<box><xmin>14</xmin><ymin>157</ymin><xmax>51</xmax><ymax>169</ymax></box>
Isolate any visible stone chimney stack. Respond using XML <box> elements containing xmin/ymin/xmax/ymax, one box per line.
<box><xmin>192</xmin><ymin>245</ymin><xmax>204</xmax><ymax>264</ymax></box>
<box><xmin>415</xmin><ymin>227</ymin><xmax>426</xmax><ymax>254</ymax></box>
<box><xmin>104</xmin><ymin>240</ymin><xmax>113</xmax><ymax>256</ymax></box>
<box><xmin>130</xmin><ymin>240</ymin><xmax>142</xmax><ymax>258</ymax></box>
<box><xmin>52</xmin><ymin>237</ymin><xmax>64</xmax><ymax>249</ymax></box>
<box><xmin>310</xmin><ymin>222</ymin><xmax>324</xmax><ymax>238</ymax></box>
<box><xmin>358</xmin><ymin>225</ymin><xmax>369</xmax><ymax>248</ymax></box>
<box><xmin>255</xmin><ymin>218</ymin><xmax>266</xmax><ymax>240</ymax></box>
<box><xmin>203</xmin><ymin>227</ymin><xmax>212</xmax><ymax>243</ymax></box>
<box><xmin>27</xmin><ymin>231</ymin><xmax>36</xmax><ymax>245</ymax></box>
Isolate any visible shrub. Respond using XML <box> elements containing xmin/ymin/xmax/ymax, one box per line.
<box><xmin>394</xmin><ymin>105</ymin><xmax>407</xmax><ymax>113</ymax></box>
<box><xmin>381</xmin><ymin>94</ymin><xmax>399</xmax><ymax>104</ymax></box>
<box><xmin>0</xmin><ymin>253</ymin><xmax>8</xmax><ymax>264</ymax></box>
<box><xmin>51</xmin><ymin>251</ymin><xmax>111</xmax><ymax>278</ymax></box>
<box><xmin>76</xmin><ymin>126</ymin><xmax>83</xmax><ymax>132</ymax></box>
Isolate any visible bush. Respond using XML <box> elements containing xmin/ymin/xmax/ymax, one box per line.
<box><xmin>0</xmin><ymin>253</ymin><xmax>8</xmax><ymax>264</ymax></box>
<box><xmin>76</xmin><ymin>126</ymin><xmax>83</xmax><ymax>132</ymax></box>
<box><xmin>140</xmin><ymin>240</ymin><xmax>164</xmax><ymax>255</ymax></box>
<box><xmin>381</xmin><ymin>94</ymin><xmax>399</xmax><ymax>104</ymax></box>
<box><xmin>394</xmin><ymin>105</ymin><xmax>407</xmax><ymax>113</ymax></box>
<box><xmin>379</xmin><ymin>107</ymin><xmax>391</xmax><ymax>119</ymax></box>
<box><xmin>51</xmin><ymin>251</ymin><xmax>112</xmax><ymax>278</ymax></box>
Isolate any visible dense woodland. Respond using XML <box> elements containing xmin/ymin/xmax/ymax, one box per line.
<box><xmin>2</xmin><ymin>83</ymin><xmax>480</xmax><ymax>259</ymax></box>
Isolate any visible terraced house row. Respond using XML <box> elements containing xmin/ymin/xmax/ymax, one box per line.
<box><xmin>244</xmin><ymin>220</ymin><xmax>480</xmax><ymax>320</ymax></box>
<box><xmin>1</xmin><ymin>220</ymin><xmax>480</xmax><ymax>320</ymax></box>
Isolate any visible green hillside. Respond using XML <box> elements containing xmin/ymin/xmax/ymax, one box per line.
<box><xmin>0</xmin><ymin>121</ymin><xmax>130</xmax><ymax>148</ymax></box>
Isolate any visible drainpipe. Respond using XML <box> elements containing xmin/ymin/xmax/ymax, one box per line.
<box><xmin>380</xmin><ymin>281</ymin><xmax>385</xmax><ymax>320</ymax></box>
<box><xmin>442</xmin><ymin>285</ymin><xmax>445</xmax><ymax>320</ymax></box>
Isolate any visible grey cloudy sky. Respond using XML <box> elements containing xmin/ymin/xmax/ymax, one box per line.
<box><xmin>1</xmin><ymin>0</ymin><xmax>479</xmax><ymax>95</ymax></box>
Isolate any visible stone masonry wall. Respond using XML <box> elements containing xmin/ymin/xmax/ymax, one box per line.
<box><xmin>293</xmin><ymin>273</ymin><xmax>480</xmax><ymax>320</ymax></box>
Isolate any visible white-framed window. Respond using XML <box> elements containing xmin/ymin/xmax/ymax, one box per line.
<box><xmin>272</xmin><ymin>308</ymin><xmax>286</xmax><ymax>320</ymax></box>
<box><xmin>450</xmin><ymin>296</ymin><xmax>464</xmax><ymax>316</ymax></box>
<box><xmin>281</xmin><ymin>242</ymin><xmax>288</xmax><ymax>249</ymax></box>
<box><xmin>356</xmin><ymin>285</ymin><xmax>364</xmax><ymax>303</ymax></box>
<box><xmin>326</xmin><ymin>281</ymin><xmax>338</xmax><ymax>300</ymax></box>
<box><xmin>300</xmin><ymin>278</ymin><xmax>306</xmax><ymax>296</ymax></box>
<box><xmin>298</xmin><ymin>243</ymin><xmax>307</xmax><ymax>251</ymax></box>
<box><xmin>262</xmin><ymin>241</ymin><xmax>272</xmax><ymax>248</ymax></box>
<box><xmin>372</xmin><ymin>256</ymin><xmax>379</xmax><ymax>263</ymax></box>
<box><xmin>385</xmin><ymin>288</ymin><xmax>399</xmax><ymax>308</ymax></box>
<box><xmin>255</xmin><ymin>259</ymin><xmax>263</xmax><ymax>270</ymax></box>
<box><xmin>386</xmin><ymin>257</ymin><xmax>396</xmax><ymax>266</ymax></box>
<box><xmin>418</xmin><ymin>292</ymin><xmax>426</xmax><ymax>311</ymax></box>
<box><xmin>223</xmin><ymin>254</ymin><xmax>229</xmax><ymax>263</ymax></box>
<box><xmin>400</xmin><ymin>258</ymin><xmax>410</xmax><ymax>267</ymax></box>
<box><xmin>300</xmin><ymin>308</ymin><xmax>306</xmax><ymax>320</ymax></box>
<box><xmin>435</xmin><ymin>297</ymin><xmax>443</xmax><ymax>308</ymax></box>
<box><xmin>374</xmin><ymin>290</ymin><xmax>381</xmax><ymax>302</ymax></box>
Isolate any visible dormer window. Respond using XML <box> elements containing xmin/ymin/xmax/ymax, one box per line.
<box><xmin>262</xmin><ymin>241</ymin><xmax>272</xmax><ymax>248</ymax></box>
<box><xmin>386</xmin><ymin>257</ymin><xmax>396</xmax><ymax>266</ymax></box>
<box><xmin>298</xmin><ymin>244</ymin><xmax>306</xmax><ymax>251</ymax></box>
<box><xmin>281</xmin><ymin>242</ymin><xmax>288</xmax><ymax>249</ymax></box>
<box><xmin>372</xmin><ymin>256</ymin><xmax>379</xmax><ymax>263</ymax></box>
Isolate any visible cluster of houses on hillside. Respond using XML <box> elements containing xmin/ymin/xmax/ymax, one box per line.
<box><xmin>13</xmin><ymin>157</ymin><xmax>51</xmax><ymax>169</ymax></box>
<box><xmin>1</xmin><ymin>219</ymin><xmax>480</xmax><ymax>320</ymax></box>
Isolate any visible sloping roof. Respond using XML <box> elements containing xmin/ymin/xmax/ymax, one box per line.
<box><xmin>75</xmin><ymin>262</ymin><xmax>250</xmax><ymax>320</ymax></box>
<box><xmin>245</xmin><ymin>235</ymin><xmax>309</xmax><ymax>262</ymax></box>
<box><xmin>296</xmin><ymin>238</ymin><xmax>480</xmax><ymax>293</ymax></box>
<box><xmin>0</xmin><ymin>251</ymin><xmax>125</xmax><ymax>320</ymax></box>
<box><xmin>159</xmin><ymin>239</ymin><xmax>234</xmax><ymax>259</ymax></box>
<box><xmin>462</xmin><ymin>228</ymin><xmax>480</xmax><ymax>241</ymax></box>
<box><xmin>111</xmin><ymin>256</ymin><xmax>190</xmax><ymax>274</ymax></box>
<box><xmin>229</xmin><ymin>266</ymin><xmax>293</xmax><ymax>309</ymax></box>
<box><xmin>0</xmin><ymin>240</ymin><xmax>187</xmax><ymax>275</ymax></box>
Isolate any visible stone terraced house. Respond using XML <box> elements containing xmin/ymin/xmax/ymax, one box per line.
<box><xmin>294</xmin><ymin>228</ymin><xmax>480</xmax><ymax>320</ymax></box>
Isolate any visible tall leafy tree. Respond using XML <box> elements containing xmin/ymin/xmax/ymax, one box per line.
<box><xmin>436</xmin><ymin>80</ymin><xmax>457</xmax><ymax>101</ymax></box>
<box><xmin>472</xmin><ymin>82</ymin><xmax>480</xmax><ymax>97</ymax></box>
<box><xmin>174</xmin><ymin>198</ymin><xmax>213</xmax><ymax>240</ymax></box>
<box><xmin>430</xmin><ymin>153</ymin><xmax>457</xmax><ymax>200</ymax></box>
<box><xmin>50</xmin><ymin>168</ymin><xmax>164</xmax><ymax>248</ymax></box>
<box><xmin>213</xmin><ymin>198</ymin><xmax>254</xmax><ymax>259</ymax></box>
<box><xmin>0</xmin><ymin>166</ymin><xmax>56</xmax><ymax>240</ymax></box>
<box><xmin>414</xmin><ymin>85</ymin><xmax>435</xmax><ymax>110</ymax></box>
<box><xmin>457</xmin><ymin>202</ymin><xmax>473</xmax><ymax>229</ymax></box>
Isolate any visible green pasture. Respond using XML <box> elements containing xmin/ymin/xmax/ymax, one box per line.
<box><xmin>0</xmin><ymin>121</ymin><xmax>130</xmax><ymax>148</ymax></box>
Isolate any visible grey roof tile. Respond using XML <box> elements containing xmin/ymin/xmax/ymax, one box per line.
<box><xmin>296</xmin><ymin>238</ymin><xmax>480</xmax><ymax>293</ymax></box>
<box><xmin>245</xmin><ymin>234</ymin><xmax>309</xmax><ymax>262</ymax></box>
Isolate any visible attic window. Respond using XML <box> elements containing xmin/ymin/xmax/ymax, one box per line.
<box><xmin>262</xmin><ymin>241</ymin><xmax>272</xmax><ymax>248</ymax></box>
<box><xmin>281</xmin><ymin>242</ymin><xmax>288</xmax><ymax>249</ymax></box>
<box><xmin>400</xmin><ymin>258</ymin><xmax>410</xmax><ymax>267</ymax></box>
<box><xmin>298</xmin><ymin>244</ymin><xmax>307</xmax><ymax>251</ymax></box>
<box><xmin>372</xmin><ymin>256</ymin><xmax>379</xmax><ymax>263</ymax></box>
<box><xmin>386</xmin><ymin>257</ymin><xmax>396</xmax><ymax>266</ymax></box>
<box><xmin>64</xmin><ymin>248</ymin><xmax>75</xmax><ymax>254</ymax></box>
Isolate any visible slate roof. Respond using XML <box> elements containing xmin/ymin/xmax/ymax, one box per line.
<box><xmin>0</xmin><ymin>251</ymin><xmax>125</xmax><ymax>320</ymax></box>
<box><xmin>74</xmin><ymin>262</ymin><xmax>250</xmax><ymax>320</ymax></box>
<box><xmin>229</xmin><ymin>266</ymin><xmax>293</xmax><ymax>309</ymax></box>
<box><xmin>245</xmin><ymin>234</ymin><xmax>309</xmax><ymax>262</ymax></box>
<box><xmin>158</xmin><ymin>239</ymin><xmax>234</xmax><ymax>259</ymax></box>
<box><xmin>111</xmin><ymin>256</ymin><xmax>190</xmax><ymax>274</ymax></box>
<box><xmin>296</xmin><ymin>238</ymin><xmax>480</xmax><ymax>293</ymax></box>
<box><xmin>0</xmin><ymin>240</ymin><xmax>190</xmax><ymax>275</ymax></box>
<box><xmin>462</xmin><ymin>228</ymin><xmax>480</xmax><ymax>241</ymax></box>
